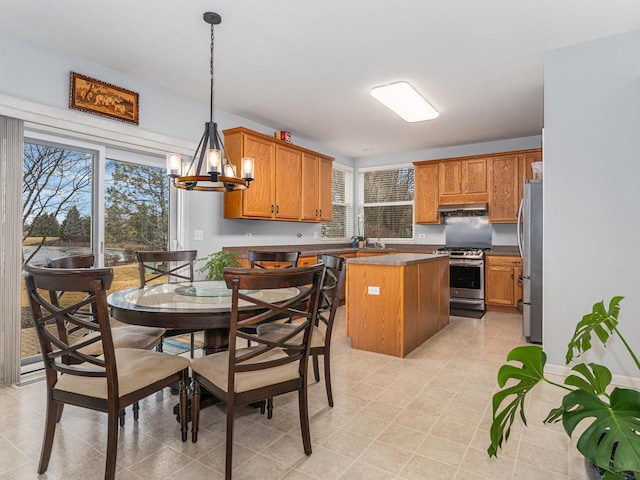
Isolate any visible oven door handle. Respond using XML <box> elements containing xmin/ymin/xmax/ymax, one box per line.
<box><xmin>449</xmin><ymin>259</ymin><xmax>484</xmax><ymax>267</ymax></box>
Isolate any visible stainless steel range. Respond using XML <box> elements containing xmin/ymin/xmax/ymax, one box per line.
<box><xmin>435</xmin><ymin>247</ymin><xmax>486</xmax><ymax>311</ymax></box>
<box><xmin>435</xmin><ymin>213</ymin><xmax>492</xmax><ymax>313</ymax></box>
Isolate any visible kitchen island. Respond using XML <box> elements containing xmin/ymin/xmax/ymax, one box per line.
<box><xmin>346</xmin><ymin>253</ymin><xmax>449</xmax><ymax>358</ymax></box>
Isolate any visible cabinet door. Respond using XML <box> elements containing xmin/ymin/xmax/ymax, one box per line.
<box><xmin>485</xmin><ymin>265</ymin><xmax>516</xmax><ymax>305</ymax></box>
<box><xmin>439</xmin><ymin>161</ymin><xmax>463</xmax><ymax>196</ymax></box>
<box><xmin>415</xmin><ymin>163</ymin><xmax>440</xmax><ymax>224</ymax></box>
<box><xmin>274</xmin><ymin>145</ymin><xmax>302</xmax><ymax>220</ymax></box>
<box><xmin>301</xmin><ymin>153</ymin><xmax>319</xmax><ymax>221</ymax></box>
<box><xmin>464</xmin><ymin>158</ymin><xmax>487</xmax><ymax>195</ymax></box>
<box><xmin>489</xmin><ymin>155</ymin><xmax>519</xmax><ymax>223</ymax></box>
<box><xmin>241</xmin><ymin>134</ymin><xmax>275</xmax><ymax>218</ymax></box>
<box><xmin>318</xmin><ymin>158</ymin><xmax>333</xmax><ymax>221</ymax></box>
<box><xmin>519</xmin><ymin>150</ymin><xmax>542</xmax><ymax>201</ymax></box>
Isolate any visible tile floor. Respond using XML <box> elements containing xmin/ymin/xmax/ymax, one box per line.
<box><xmin>0</xmin><ymin>308</ymin><xmax>587</xmax><ymax>479</ymax></box>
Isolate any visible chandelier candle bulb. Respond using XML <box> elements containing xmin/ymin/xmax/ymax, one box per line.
<box><xmin>223</xmin><ymin>163</ymin><xmax>236</xmax><ymax>178</ymax></box>
<box><xmin>166</xmin><ymin>154</ymin><xmax>182</xmax><ymax>177</ymax></box>
<box><xmin>241</xmin><ymin>157</ymin><xmax>255</xmax><ymax>180</ymax></box>
<box><xmin>206</xmin><ymin>149</ymin><xmax>222</xmax><ymax>175</ymax></box>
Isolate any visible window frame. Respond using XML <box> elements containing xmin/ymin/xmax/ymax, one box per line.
<box><xmin>321</xmin><ymin>163</ymin><xmax>354</xmax><ymax>242</ymax></box>
<box><xmin>357</xmin><ymin>164</ymin><xmax>415</xmax><ymax>242</ymax></box>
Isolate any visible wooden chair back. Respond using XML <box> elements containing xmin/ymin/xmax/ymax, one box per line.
<box><xmin>47</xmin><ymin>253</ymin><xmax>95</xmax><ymax>269</ymax></box>
<box><xmin>247</xmin><ymin>250</ymin><xmax>300</xmax><ymax>269</ymax></box>
<box><xmin>25</xmin><ymin>264</ymin><xmax>117</xmax><ymax>390</ymax></box>
<box><xmin>224</xmin><ymin>265</ymin><xmax>324</xmax><ymax>391</ymax></box>
<box><xmin>317</xmin><ymin>254</ymin><xmax>347</xmax><ymax>344</ymax></box>
<box><xmin>136</xmin><ymin>250</ymin><xmax>197</xmax><ymax>286</ymax></box>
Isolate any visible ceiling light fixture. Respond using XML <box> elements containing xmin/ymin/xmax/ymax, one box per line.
<box><xmin>370</xmin><ymin>81</ymin><xmax>439</xmax><ymax>122</ymax></box>
<box><xmin>166</xmin><ymin>12</ymin><xmax>254</xmax><ymax>192</ymax></box>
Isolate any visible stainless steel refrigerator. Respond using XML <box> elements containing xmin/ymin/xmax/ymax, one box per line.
<box><xmin>518</xmin><ymin>180</ymin><xmax>542</xmax><ymax>344</ymax></box>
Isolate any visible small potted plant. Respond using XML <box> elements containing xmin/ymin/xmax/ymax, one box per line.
<box><xmin>352</xmin><ymin>236</ymin><xmax>366</xmax><ymax>248</ymax></box>
<box><xmin>488</xmin><ymin>296</ymin><xmax>640</xmax><ymax>479</ymax></box>
<box><xmin>197</xmin><ymin>250</ymin><xmax>241</xmax><ymax>281</ymax></box>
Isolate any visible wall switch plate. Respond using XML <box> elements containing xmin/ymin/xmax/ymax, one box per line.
<box><xmin>418</xmin><ymin>233</ymin><xmax>426</xmax><ymax>239</ymax></box>
<box><xmin>194</xmin><ymin>230</ymin><xmax>204</xmax><ymax>241</ymax></box>
<box><xmin>367</xmin><ymin>286</ymin><xmax>380</xmax><ymax>295</ymax></box>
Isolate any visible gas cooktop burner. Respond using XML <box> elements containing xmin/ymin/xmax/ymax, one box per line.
<box><xmin>434</xmin><ymin>247</ymin><xmax>488</xmax><ymax>259</ymax></box>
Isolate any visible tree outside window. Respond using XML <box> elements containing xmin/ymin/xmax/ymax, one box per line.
<box><xmin>359</xmin><ymin>166</ymin><xmax>414</xmax><ymax>240</ymax></box>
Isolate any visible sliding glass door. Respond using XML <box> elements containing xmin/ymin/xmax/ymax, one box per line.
<box><xmin>20</xmin><ymin>136</ymin><xmax>170</xmax><ymax>369</ymax></box>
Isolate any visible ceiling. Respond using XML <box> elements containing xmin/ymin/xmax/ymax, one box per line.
<box><xmin>2</xmin><ymin>1</ymin><xmax>640</xmax><ymax>159</ymax></box>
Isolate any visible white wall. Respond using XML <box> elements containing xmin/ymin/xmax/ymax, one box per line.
<box><xmin>543</xmin><ymin>30</ymin><xmax>640</xmax><ymax>377</ymax></box>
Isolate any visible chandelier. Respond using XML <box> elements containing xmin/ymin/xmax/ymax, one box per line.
<box><xmin>166</xmin><ymin>12</ymin><xmax>254</xmax><ymax>192</ymax></box>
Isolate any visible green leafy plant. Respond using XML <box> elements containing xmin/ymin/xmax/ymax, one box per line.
<box><xmin>197</xmin><ymin>250</ymin><xmax>241</xmax><ymax>281</ymax></box>
<box><xmin>351</xmin><ymin>235</ymin><xmax>366</xmax><ymax>242</ymax></box>
<box><xmin>488</xmin><ymin>296</ymin><xmax>640</xmax><ymax>479</ymax></box>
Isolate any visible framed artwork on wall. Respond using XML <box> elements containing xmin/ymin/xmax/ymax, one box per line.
<box><xmin>69</xmin><ymin>72</ymin><xmax>139</xmax><ymax>125</ymax></box>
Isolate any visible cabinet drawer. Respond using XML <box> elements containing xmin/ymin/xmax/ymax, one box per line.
<box><xmin>486</xmin><ymin>255</ymin><xmax>522</xmax><ymax>267</ymax></box>
<box><xmin>299</xmin><ymin>255</ymin><xmax>318</xmax><ymax>266</ymax></box>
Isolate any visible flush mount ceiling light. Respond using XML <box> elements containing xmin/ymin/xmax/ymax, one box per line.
<box><xmin>370</xmin><ymin>81</ymin><xmax>439</xmax><ymax>122</ymax></box>
<box><xmin>166</xmin><ymin>12</ymin><xmax>254</xmax><ymax>192</ymax></box>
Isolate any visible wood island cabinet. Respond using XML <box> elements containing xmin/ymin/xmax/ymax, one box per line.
<box><xmin>223</xmin><ymin>127</ymin><xmax>333</xmax><ymax>222</ymax></box>
<box><xmin>347</xmin><ymin>254</ymin><xmax>449</xmax><ymax>358</ymax></box>
<box><xmin>485</xmin><ymin>255</ymin><xmax>522</xmax><ymax>308</ymax></box>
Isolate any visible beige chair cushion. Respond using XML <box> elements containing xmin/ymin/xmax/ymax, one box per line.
<box><xmin>77</xmin><ymin>326</ymin><xmax>166</xmax><ymax>356</ymax></box>
<box><xmin>256</xmin><ymin>324</ymin><xmax>325</xmax><ymax>349</ymax></box>
<box><xmin>55</xmin><ymin>348</ymin><xmax>189</xmax><ymax>399</ymax></box>
<box><xmin>191</xmin><ymin>347</ymin><xmax>300</xmax><ymax>393</ymax></box>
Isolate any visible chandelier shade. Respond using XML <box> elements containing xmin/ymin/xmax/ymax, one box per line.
<box><xmin>167</xmin><ymin>12</ymin><xmax>254</xmax><ymax>192</ymax></box>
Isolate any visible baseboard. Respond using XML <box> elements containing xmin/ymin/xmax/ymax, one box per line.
<box><xmin>546</xmin><ymin>363</ymin><xmax>640</xmax><ymax>389</ymax></box>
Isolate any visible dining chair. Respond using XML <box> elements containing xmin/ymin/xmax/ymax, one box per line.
<box><xmin>190</xmin><ymin>264</ymin><xmax>325</xmax><ymax>480</ymax></box>
<box><xmin>247</xmin><ymin>250</ymin><xmax>301</xmax><ymax>269</ymax></box>
<box><xmin>257</xmin><ymin>254</ymin><xmax>346</xmax><ymax>413</ymax></box>
<box><xmin>135</xmin><ymin>250</ymin><xmax>199</xmax><ymax>357</ymax></box>
<box><xmin>46</xmin><ymin>253</ymin><xmax>166</xmax><ymax>425</ymax></box>
<box><xmin>25</xmin><ymin>264</ymin><xmax>189</xmax><ymax>480</ymax></box>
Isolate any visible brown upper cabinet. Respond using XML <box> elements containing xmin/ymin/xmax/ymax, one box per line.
<box><xmin>223</xmin><ymin>127</ymin><xmax>333</xmax><ymax>222</ymax></box>
<box><xmin>439</xmin><ymin>157</ymin><xmax>488</xmax><ymax>204</ymax></box>
<box><xmin>414</xmin><ymin>148</ymin><xmax>542</xmax><ymax>224</ymax></box>
<box><xmin>301</xmin><ymin>153</ymin><xmax>333</xmax><ymax>222</ymax></box>
<box><xmin>414</xmin><ymin>162</ymin><xmax>440</xmax><ymax>224</ymax></box>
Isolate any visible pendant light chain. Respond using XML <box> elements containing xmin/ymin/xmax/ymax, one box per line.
<box><xmin>210</xmin><ymin>22</ymin><xmax>215</xmax><ymax>124</ymax></box>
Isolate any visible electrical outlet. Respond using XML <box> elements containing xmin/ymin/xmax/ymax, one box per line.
<box><xmin>313</xmin><ymin>231</ymin><xmax>319</xmax><ymax>238</ymax></box>
<box><xmin>418</xmin><ymin>233</ymin><xmax>426</xmax><ymax>239</ymax></box>
<box><xmin>367</xmin><ymin>286</ymin><xmax>380</xmax><ymax>295</ymax></box>
<box><xmin>245</xmin><ymin>232</ymin><xmax>252</xmax><ymax>238</ymax></box>
<box><xmin>194</xmin><ymin>230</ymin><xmax>204</xmax><ymax>241</ymax></box>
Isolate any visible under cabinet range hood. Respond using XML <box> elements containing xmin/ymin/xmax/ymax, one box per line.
<box><xmin>436</xmin><ymin>203</ymin><xmax>488</xmax><ymax>216</ymax></box>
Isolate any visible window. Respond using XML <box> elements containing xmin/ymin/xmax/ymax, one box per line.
<box><xmin>358</xmin><ymin>165</ymin><xmax>414</xmax><ymax>240</ymax></box>
<box><xmin>321</xmin><ymin>165</ymin><xmax>353</xmax><ymax>239</ymax></box>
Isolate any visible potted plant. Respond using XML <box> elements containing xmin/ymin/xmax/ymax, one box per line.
<box><xmin>488</xmin><ymin>296</ymin><xmax>640</xmax><ymax>479</ymax></box>
<box><xmin>352</xmin><ymin>236</ymin><xmax>366</xmax><ymax>248</ymax></box>
<box><xmin>197</xmin><ymin>250</ymin><xmax>241</xmax><ymax>281</ymax></box>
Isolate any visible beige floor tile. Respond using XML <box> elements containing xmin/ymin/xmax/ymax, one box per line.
<box><xmin>4</xmin><ymin>308</ymin><xmax>581</xmax><ymax>480</ymax></box>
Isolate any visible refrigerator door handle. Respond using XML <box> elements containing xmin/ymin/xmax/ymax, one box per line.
<box><xmin>517</xmin><ymin>198</ymin><xmax>524</xmax><ymax>258</ymax></box>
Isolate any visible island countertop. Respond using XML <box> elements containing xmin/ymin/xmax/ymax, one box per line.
<box><xmin>346</xmin><ymin>252</ymin><xmax>443</xmax><ymax>266</ymax></box>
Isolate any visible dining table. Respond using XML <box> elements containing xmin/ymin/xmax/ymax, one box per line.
<box><xmin>107</xmin><ymin>280</ymin><xmax>300</xmax><ymax>355</ymax></box>
<box><xmin>107</xmin><ymin>280</ymin><xmax>301</xmax><ymax>418</ymax></box>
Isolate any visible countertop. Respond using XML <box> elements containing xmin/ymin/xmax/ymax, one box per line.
<box><xmin>347</xmin><ymin>253</ymin><xmax>444</xmax><ymax>266</ymax></box>
<box><xmin>223</xmin><ymin>243</ymin><xmax>521</xmax><ymax>258</ymax></box>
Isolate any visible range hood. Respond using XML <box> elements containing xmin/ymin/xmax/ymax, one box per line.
<box><xmin>436</xmin><ymin>202</ymin><xmax>488</xmax><ymax>216</ymax></box>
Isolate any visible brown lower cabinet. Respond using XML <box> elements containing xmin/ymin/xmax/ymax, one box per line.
<box><xmin>485</xmin><ymin>254</ymin><xmax>522</xmax><ymax>309</ymax></box>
